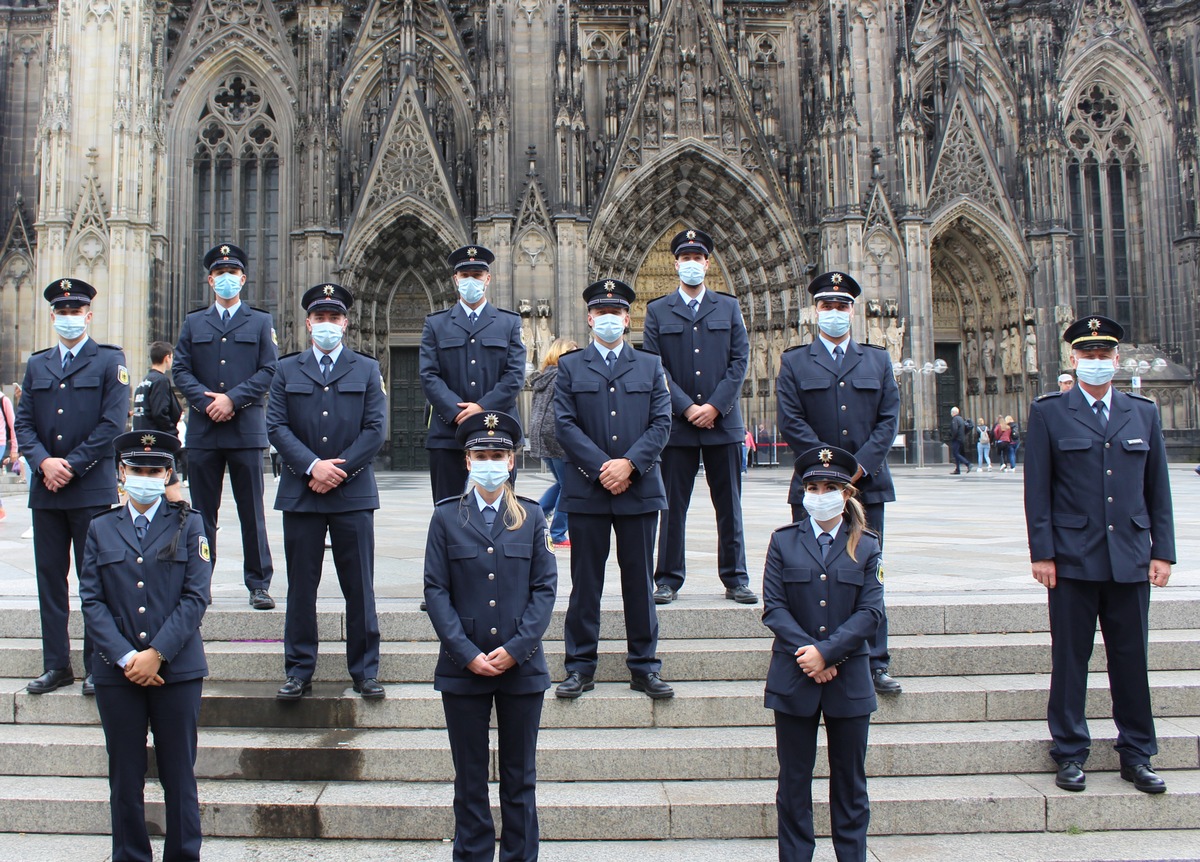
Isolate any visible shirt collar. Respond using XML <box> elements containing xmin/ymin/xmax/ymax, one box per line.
<box><xmin>215</xmin><ymin>299</ymin><xmax>242</xmax><ymax>318</ymax></box>
<box><xmin>809</xmin><ymin>516</ymin><xmax>843</xmax><ymax>541</ymax></box>
<box><xmin>472</xmin><ymin>489</ymin><xmax>500</xmax><ymax>512</ymax></box>
<box><xmin>593</xmin><ymin>340</ymin><xmax>624</xmax><ymax>360</ymax></box>
<box><xmin>678</xmin><ymin>286</ymin><xmax>706</xmax><ymax>307</ymax></box>
<box><xmin>312</xmin><ymin>343</ymin><xmax>345</xmax><ymax>366</ymax></box>
<box><xmin>460</xmin><ymin>299</ymin><xmax>489</xmax><ymax>317</ymax></box>
<box><xmin>127</xmin><ymin>496</ymin><xmax>164</xmax><ymax>524</ymax></box>
<box><xmin>1079</xmin><ymin>385</ymin><xmax>1113</xmax><ymax>412</ymax></box>
<box><xmin>819</xmin><ymin>333</ymin><xmax>849</xmax><ymax>358</ymax></box>
<box><xmin>58</xmin><ymin>336</ymin><xmax>90</xmax><ymax>361</ymax></box>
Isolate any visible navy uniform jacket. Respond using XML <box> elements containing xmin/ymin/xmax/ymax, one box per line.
<box><xmin>419</xmin><ymin>303</ymin><xmax>526</xmax><ymax>449</ymax></box>
<box><xmin>763</xmin><ymin>520</ymin><xmax>883</xmax><ymax>718</ymax></box>
<box><xmin>15</xmin><ymin>340</ymin><xmax>128</xmax><ymax>509</ymax></box>
<box><xmin>553</xmin><ymin>345</ymin><xmax>672</xmax><ymax>515</ymax></box>
<box><xmin>131</xmin><ymin>368</ymin><xmax>182</xmax><ymax>433</ymax></box>
<box><xmin>172</xmin><ymin>305</ymin><xmax>277</xmax><ymax>449</ymax></box>
<box><xmin>267</xmin><ymin>349</ymin><xmax>386</xmax><ymax>513</ymax></box>
<box><xmin>642</xmin><ymin>290</ymin><xmax>749</xmax><ymax>447</ymax></box>
<box><xmin>423</xmin><ymin>496</ymin><xmax>558</xmax><ymax>695</ymax></box>
<box><xmin>776</xmin><ymin>340</ymin><xmax>900</xmax><ymax>505</ymax></box>
<box><xmin>79</xmin><ymin>502</ymin><xmax>211</xmax><ymax>684</ymax></box>
<box><xmin>1023</xmin><ymin>387</ymin><xmax>1175</xmax><ymax>582</ymax></box>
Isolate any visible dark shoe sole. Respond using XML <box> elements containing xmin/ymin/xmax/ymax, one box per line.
<box><xmin>26</xmin><ymin>674</ymin><xmax>75</xmax><ymax>695</ymax></box>
<box><xmin>725</xmin><ymin>591</ymin><xmax>759</xmax><ymax>605</ymax></box>
<box><xmin>555</xmin><ymin>681</ymin><xmax>594</xmax><ymax>699</ymax></box>
<box><xmin>1055</xmin><ymin>778</ymin><xmax>1086</xmax><ymax>792</ymax></box>
<box><xmin>354</xmin><ymin>687</ymin><xmax>386</xmax><ymax>700</ymax></box>
<box><xmin>653</xmin><ymin>590</ymin><xmax>676</xmax><ymax>605</ymax></box>
<box><xmin>276</xmin><ymin>685</ymin><xmax>313</xmax><ymax>702</ymax></box>
<box><xmin>630</xmin><ymin>681</ymin><xmax>675</xmax><ymax>700</ymax></box>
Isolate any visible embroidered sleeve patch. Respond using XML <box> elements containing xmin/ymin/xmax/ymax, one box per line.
<box><xmin>117</xmin><ymin>365</ymin><xmax>130</xmax><ymax>385</ymax></box>
<box><xmin>271</xmin><ymin>328</ymin><xmax>278</xmax><ymax>346</ymax></box>
<box><xmin>199</xmin><ymin>536</ymin><xmax>211</xmax><ymax>562</ymax></box>
<box><xmin>876</xmin><ymin>564</ymin><xmax>884</xmax><ymax>584</ymax></box>
<box><xmin>545</xmin><ymin>528</ymin><xmax>554</xmax><ymax>554</ymax></box>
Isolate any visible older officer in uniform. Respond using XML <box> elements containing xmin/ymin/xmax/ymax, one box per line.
<box><xmin>16</xmin><ymin>278</ymin><xmax>128</xmax><ymax>696</ymax></box>
<box><xmin>420</xmin><ymin>245</ymin><xmax>526</xmax><ymax>502</ymax></box>
<box><xmin>172</xmin><ymin>242</ymin><xmax>277</xmax><ymax>609</ymax></box>
<box><xmin>80</xmin><ymin>430</ymin><xmax>210</xmax><ymax>862</ymax></box>
<box><xmin>776</xmin><ymin>271</ymin><xmax>901</xmax><ymax>695</ymax></box>
<box><xmin>268</xmin><ymin>283</ymin><xmax>387</xmax><ymax>701</ymax></box>
<box><xmin>424</xmin><ymin>411</ymin><xmax>557</xmax><ymax>862</ymax></box>
<box><xmin>1024</xmin><ymin>315</ymin><xmax>1174</xmax><ymax>794</ymax></box>
<box><xmin>554</xmin><ymin>279</ymin><xmax>674</xmax><ymax>700</ymax></box>
<box><xmin>643</xmin><ymin>228</ymin><xmax>755</xmax><ymax>605</ymax></box>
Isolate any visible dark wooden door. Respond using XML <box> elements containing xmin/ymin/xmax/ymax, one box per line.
<box><xmin>389</xmin><ymin>347</ymin><xmax>430</xmax><ymax>470</ymax></box>
<box><xmin>934</xmin><ymin>342</ymin><xmax>961</xmax><ymax>442</ymax></box>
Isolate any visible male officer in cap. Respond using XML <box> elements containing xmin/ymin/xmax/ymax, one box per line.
<box><xmin>79</xmin><ymin>429</ymin><xmax>210</xmax><ymax>862</ymax></box>
<box><xmin>554</xmin><ymin>279</ymin><xmax>675</xmax><ymax>700</ymax></box>
<box><xmin>1024</xmin><ymin>314</ymin><xmax>1174</xmax><ymax>794</ymax></box>
<box><xmin>420</xmin><ymin>245</ymin><xmax>526</xmax><ymax>502</ymax></box>
<box><xmin>172</xmin><ymin>242</ymin><xmax>278</xmax><ymax>609</ymax></box>
<box><xmin>776</xmin><ymin>270</ymin><xmax>902</xmax><ymax>695</ymax></box>
<box><xmin>15</xmin><ymin>278</ymin><xmax>129</xmax><ymax>695</ymax></box>
<box><xmin>643</xmin><ymin>228</ymin><xmax>755</xmax><ymax>605</ymax></box>
<box><xmin>268</xmin><ymin>283</ymin><xmax>387</xmax><ymax>700</ymax></box>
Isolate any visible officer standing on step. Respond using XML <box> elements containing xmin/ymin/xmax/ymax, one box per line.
<box><xmin>424</xmin><ymin>411</ymin><xmax>557</xmax><ymax>862</ymax></box>
<box><xmin>1024</xmin><ymin>314</ymin><xmax>1174</xmax><ymax>795</ymax></box>
<box><xmin>131</xmin><ymin>341</ymin><xmax>185</xmax><ymax>503</ymax></box>
<box><xmin>554</xmin><ymin>279</ymin><xmax>675</xmax><ymax>700</ymax></box>
<box><xmin>642</xmin><ymin>228</ymin><xmax>756</xmax><ymax>605</ymax></box>
<box><xmin>420</xmin><ymin>245</ymin><xmax>526</xmax><ymax>502</ymax></box>
<box><xmin>172</xmin><ymin>242</ymin><xmax>278</xmax><ymax>610</ymax></box>
<box><xmin>269</xmin><ymin>283</ymin><xmax>387</xmax><ymax>701</ymax></box>
<box><xmin>16</xmin><ymin>278</ymin><xmax>129</xmax><ymax>697</ymax></box>
<box><xmin>80</xmin><ymin>429</ymin><xmax>210</xmax><ymax>862</ymax></box>
<box><xmin>775</xmin><ymin>271</ymin><xmax>901</xmax><ymax>695</ymax></box>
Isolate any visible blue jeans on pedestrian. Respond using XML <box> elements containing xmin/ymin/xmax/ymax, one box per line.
<box><xmin>1008</xmin><ymin>442</ymin><xmax>1019</xmax><ymax>470</ymax></box>
<box><xmin>539</xmin><ymin>458</ymin><xmax>569</xmax><ymax>542</ymax></box>
<box><xmin>976</xmin><ymin>441</ymin><xmax>991</xmax><ymax>468</ymax></box>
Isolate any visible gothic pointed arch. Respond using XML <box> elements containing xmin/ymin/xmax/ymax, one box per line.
<box><xmin>1058</xmin><ymin>0</ymin><xmax>1160</xmax><ymax>86</ymax></box>
<box><xmin>0</xmin><ymin>195</ymin><xmax>36</xmax><ymax>382</ymax></box>
<box><xmin>927</xmin><ymin>88</ymin><xmax>1019</xmax><ymax>227</ymax></box>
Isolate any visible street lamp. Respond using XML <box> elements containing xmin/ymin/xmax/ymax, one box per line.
<box><xmin>1122</xmin><ymin>357</ymin><xmax>1167</xmax><ymax>394</ymax></box>
<box><xmin>893</xmin><ymin>357</ymin><xmax>948</xmax><ymax>469</ymax></box>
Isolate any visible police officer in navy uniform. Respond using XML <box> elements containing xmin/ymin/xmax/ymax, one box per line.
<box><xmin>1024</xmin><ymin>314</ymin><xmax>1175</xmax><ymax>794</ymax></box>
<box><xmin>79</xmin><ymin>430</ymin><xmax>210</xmax><ymax>862</ymax></box>
<box><xmin>424</xmin><ymin>411</ymin><xmax>557</xmax><ymax>862</ymax></box>
<box><xmin>268</xmin><ymin>283</ymin><xmax>387</xmax><ymax>701</ymax></box>
<box><xmin>764</xmin><ymin>445</ymin><xmax>883</xmax><ymax>862</ymax></box>
<box><xmin>775</xmin><ymin>271</ymin><xmax>902</xmax><ymax>695</ymax></box>
<box><xmin>172</xmin><ymin>242</ymin><xmax>277</xmax><ymax>609</ymax></box>
<box><xmin>15</xmin><ymin>278</ymin><xmax>129</xmax><ymax>696</ymax></box>
<box><xmin>554</xmin><ymin>279</ymin><xmax>675</xmax><ymax>700</ymax></box>
<box><xmin>420</xmin><ymin>245</ymin><xmax>526</xmax><ymax>502</ymax></box>
<box><xmin>643</xmin><ymin>228</ymin><xmax>755</xmax><ymax>605</ymax></box>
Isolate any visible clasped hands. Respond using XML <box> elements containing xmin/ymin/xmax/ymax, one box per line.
<box><xmin>124</xmin><ymin>649</ymin><xmax>164</xmax><ymax>687</ymax></box>
<box><xmin>467</xmin><ymin>648</ymin><xmax>516</xmax><ymax>677</ymax></box>
<box><xmin>795</xmin><ymin>644</ymin><xmax>837</xmax><ymax>684</ymax></box>
<box><xmin>40</xmin><ymin>457</ymin><xmax>74</xmax><ymax>491</ymax></box>
<box><xmin>309</xmin><ymin>458</ymin><xmax>347</xmax><ymax>494</ymax></box>
<box><xmin>203</xmin><ymin>392</ymin><xmax>235</xmax><ymax>422</ymax></box>
<box><xmin>599</xmin><ymin>458</ymin><xmax>634</xmax><ymax>495</ymax></box>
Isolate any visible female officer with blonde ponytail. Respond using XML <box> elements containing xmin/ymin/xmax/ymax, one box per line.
<box><xmin>423</xmin><ymin>410</ymin><xmax>557</xmax><ymax>862</ymax></box>
<box><xmin>763</xmin><ymin>444</ymin><xmax>884</xmax><ymax>862</ymax></box>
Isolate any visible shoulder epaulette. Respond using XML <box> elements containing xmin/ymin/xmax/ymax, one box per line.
<box><xmin>638</xmin><ymin>346</ymin><xmax>661</xmax><ymax>357</ymax></box>
<box><xmin>166</xmin><ymin>500</ymin><xmax>195</xmax><ymax>515</ymax></box>
<box><xmin>355</xmin><ymin>350</ymin><xmax>380</xmax><ymax>361</ymax></box>
<box><xmin>30</xmin><ymin>346</ymin><xmax>53</xmax><ymax>357</ymax></box>
<box><xmin>248</xmin><ymin>305</ymin><xmax>271</xmax><ymax>315</ymax></box>
<box><xmin>772</xmin><ymin>522</ymin><xmax>803</xmax><ymax>534</ymax></box>
<box><xmin>93</xmin><ymin>504</ymin><xmax>124</xmax><ymax>520</ymax></box>
<box><xmin>516</xmin><ymin>494</ymin><xmax>541</xmax><ymax>506</ymax></box>
<box><xmin>559</xmin><ymin>347</ymin><xmax>584</xmax><ymax>358</ymax></box>
<box><xmin>278</xmin><ymin>351</ymin><xmax>301</xmax><ymax>360</ymax></box>
<box><xmin>186</xmin><ymin>306</ymin><xmax>209</xmax><ymax>315</ymax></box>
<box><xmin>783</xmin><ymin>344</ymin><xmax>806</xmax><ymax>354</ymax></box>
<box><xmin>1036</xmin><ymin>390</ymin><xmax>1063</xmax><ymax>400</ymax></box>
<box><xmin>863</xmin><ymin>343</ymin><xmax>888</xmax><ymax>351</ymax></box>
<box><xmin>435</xmin><ymin>494</ymin><xmax>464</xmax><ymax>507</ymax></box>
<box><xmin>495</xmin><ymin>306</ymin><xmax>521</xmax><ymax>317</ymax></box>
<box><xmin>646</xmin><ymin>294</ymin><xmax>669</xmax><ymax>305</ymax></box>
<box><xmin>98</xmin><ymin>343</ymin><xmax>123</xmax><ymax>351</ymax></box>
<box><xmin>1127</xmin><ymin>391</ymin><xmax>1155</xmax><ymax>403</ymax></box>
<box><xmin>715</xmin><ymin>291</ymin><xmax>738</xmax><ymax>299</ymax></box>
<box><xmin>428</xmin><ymin>307</ymin><xmax>451</xmax><ymax>318</ymax></box>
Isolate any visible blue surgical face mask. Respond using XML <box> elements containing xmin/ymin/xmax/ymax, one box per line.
<box><xmin>803</xmin><ymin>489</ymin><xmax>846</xmax><ymax>522</ymax></box>
<box><xmin>457</xmin><ymin>276</ymin><xmax>486</xmax><ymax>304</ymax></box>
<box><xmin>817</xmin><ymin>309</ymin><xmax>852</xmax><ymax>338</ymax></box>
<box><xmin>53</xmin><ymin>313</ymin><xmax>88</xmax><ymax>341</ymax></box>
<box><xmin>469</xmin><ymin>459</ymin><xmax>511</xmax><ymax>493</ymax></box>
<box><xmin>212</xmin><ymin>273</ymin><xmax>243</xmax><ymax>300</ymax></box>
<box><xmin>678</xmin><ymin>260</ymin><xmax>706</xmax><ymax>286</ymax></box>
<box><xmin>592</xmin><ymin>313</ymin><xmax>626</xmax><ymax>344</ymax></box>
<box><xmin>124</xmin><ymin>473</ymin><xmax>167</xmax><ymax>505</ymax></box>
<box><xmin>311</xmin><ymin>321</ymin><xmax>345</xmax><ymax>352</ymax></box>
<box><xmin>1075</xmin><ymin>357</ymin><xmax>1117</xmax><ymax>386</ymax></box>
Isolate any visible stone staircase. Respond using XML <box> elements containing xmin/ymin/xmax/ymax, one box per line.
<box><xmin>0</xmin><ymin>596</ymin><xmax>1198</xmax><ymax>861</ymax></box>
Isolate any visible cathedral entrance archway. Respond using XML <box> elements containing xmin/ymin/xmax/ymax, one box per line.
<box><xmin>629</xmin><ymin>221</ymin><xmax>730</xmax><ymax>340</ymax></box>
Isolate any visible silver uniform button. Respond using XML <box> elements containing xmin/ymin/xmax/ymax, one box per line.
<box><xmin>819</xmin><ymin>600</ymin><xmax>826</xmax><ymax>607</ymax></box>
<box><xmin>221</xmin><ymin>337</ymin><xmax>227</xmax><ymax>342</ymax></box>
<box><xmin>220</xmin><ymin>359</ymin><xmax>226</xmax><ymax>365</ymax></box>
<box><xmin>1108</xmin><ymin>525</ymin><xmax>1114</xmax><ymax>531</ymax></box>
<box><xmin>842</xmin><ymin>430</ymin><xmax>849</xmax><ymax>436</ymax></box>
<box><xmin>136</xmin><ymin>557</ymin><xmax>144</xmax><ymax>564</ymax></box>
<box><xmin>610</xmin><ymin>387</ymin><xmax>616</xmax><ymax>392</ymax></box>
<box><xmin>488</xmin><ymin>573</ymin><xmax>495</xmax><ymax>580</ymax></box>
<box><xmin>490</xmin><ymin>627</ymin><xmax>498</xmax><ymax>635</ymax></box>
<box><xmin>487</xmin><ymin>547</ymin><xmax>494</xmax><ymax>554</ymax></box>
<box><xmin>819</xmin><ymin>626</ymin><xmax>827</xmax><ymax>633</ymax></box>
<box><xmin>56</xmin><ymin>435</ymin><xmax>63</xmax><ymax>440</ymax></box>
<box><xmin>694</xmin><ymin>348</ymin><xmax>700</xmax><ymax>353</ymax></box>
<box><xmin>612</xmin><ymin>435</ymin><xmax>618</xmax><ymax>441</ymax></box>
<box><xmin>1106</xmin><ymin>469</ymin><xmax>1112</xmax><ymax>475</ymax></box>
<box><xmin>139</xmin><ymin>632</ymin><xmax>147</xmax><ymax>640</ymax></box>
<box><xmin>138</xmin><ymin>607</ymin><xmax>145</xmax><ymax>614</ymax></box>
<box><xmin>489</xmin><ymin>600</ymin><xmax>496</xmax><ymax>607</ymax></box>
<box><xmin>820</xmin><ymin>574</ymin><xmax>827</xmax><ymax>580</ymax></box>
<box><xmin>57</xmin><ymin>408</ymin><xmax>63</xmax><ymax>414</ymax></box>
<box><xmin>611</xmin><ymin>411</ymin><xmax>616</xmax><ymax>416</ymax></box>
<box><xmin>322</xmin><ymin>411</ymin><xmax>328</xmax><ymax>416</ymax></box>
<box><xmin>695</xmin><ymin>370</ymin><xmax>701</xmax><ymax>376</ymax></box>
<box><xmin>470</xmin><ymin>359</ymin><xmax>476</xmax><ymax>365</ymax></box>
<box><xmin>1105</xmin><ymin>442</ymin><xmax>1111</xmax><ymax>448</ymax></box>
<box><xmin>136</xmin><ymin>581</ymin><xmax>144</xmax><ymax>588</ymax></box>
<box><xmin>60</xmin><ymin>383</ymin><xmax>66</xmax><ymax>389</ymax></box>
<box><xmin>841</xmin><ymin>405</ymin><xmax>847</xmax><ymax>411</ymax></box>
<box><xmin>839</xmin><ymin>381</ymin><xmax>845</xmax><ymax>387</ymax></box>
<box><xmin>321</xmin><ymin>436</ymin><xmax>328</xmax><ymax>442</ymax></box>
<box><xmin>324</xmin><ymin>386</ymin><xmax>330</xmax><ymax>392</ymax></box>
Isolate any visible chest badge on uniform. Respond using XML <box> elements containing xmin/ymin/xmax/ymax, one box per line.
<box><xmin>199</xmin><ymin>536</ymin><xmax>211</xmax><ymax>563</ymax></box>
<box><xmin>117</xmin><ymin>365</ymin><xmax>130</xmax><ymax>385</ymax></box>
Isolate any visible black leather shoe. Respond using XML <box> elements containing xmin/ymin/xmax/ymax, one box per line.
<box><xmin>353</xmin><ymin>678</ymin><xmax>385</xmax><ymax>700</ymax></box>
<box><xmin>872</xmin><ymin>669</ymin><xmax>903</xmax><ymax>694</ymax></box>
<box><xmin>1120</xmin><ymin>763</ymin><xmax>1166</xmax><ymax>794</ymax></box>
<box><xmin>81</xmin><ymin>674</ymin><xmax>95</xmax><ymax>697</ymax></box>
<box><xmin>725</xmin><ymin>585</ymin><xmax>759</xmax><ymax>604</ymax></box>
<box><xmin>630</xmin><ymin>672</ymin><xmax>675</xmax><ymax>699</ymax></box>
<box><xmin>1055</xmin><ymin>761</ymin><xmax>1086</xmax><ymax>792</ymax></box>
<box><xmin>555</xmin><ymin>671</ymin><xmax>594</xmax><ymax>699</ymax></box>
<box><xmin>276</xmin><ymin>677</ymin><xmax>312</xmax><ymax>701</ymax></box>
<box><xmin>249</xmin><ymin>589</ymin><xmax>276</xmax><ymax>610</ymax></box>
<box><xmin>653</xmin><ymin>584</ymin><xmax>677</xmax><ymax>604</ymax></box>
<box><xmin>419</xmin><ymin>600</ymin><xmax>427</xmax><ymax>612</ymax></box>
<box><xmin>950</xmin><ymin>469</ymin><xmax>961</xmax><ymax>475</ymax></box>
<box><xmin>26</xmin><ymin>668</ymin><xmax>74</xmax><ymax>694</ymax></box>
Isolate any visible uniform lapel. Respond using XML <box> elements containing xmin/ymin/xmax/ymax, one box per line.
<box><xmin>669</xmin><ymin>293</ymin><xmax>692</xmax><ymax>322</ymax></box>
<box><xmin>608</xmin><ymin>345</ymin><xmax>636</xmax><ymax>382</ymax></box>
<box><xmin>44</xmin><ymin>345</ymin><xmax>66</xmax><ymax>381</ymax></box>
<box><xmin>808</xmin><ymin>341</ymin><xmax>840</xmax><ymax>376</ymax></box>
<box><xmin>796</xmin><ymin>519</ymin><xmax>827</xmax><ymax>568</ymax></box>
<box><xmin>142</xmin><ymin>504</ymin><xmax>176</xmax><ymax>551</ymax></box>
<box><xmin>823</xmin><ymin>527</ymin><xmax>850</xmax><ymax>566</ymax></box>
<box><xmin>1066</xmin><ymin>386</ymin><xmax>1106</xmax><ymax>437</ymax></box>
<box><xmin>467</xmin><ymin>500</ymin><xmax>495</xmax><ymax>544</ymax></box>
<box><xmin>1105</xmin><ymin>390</ymin><xmax>1134</xmax><ymax>441</ymax></box>
<box><xmin>60</xmin><ymin>339</ymin><xmax>99</xmax><ymax>380</ymax></box>
<box><xmin>324</xmin><ymin>350</ymin><xmax>357</xmax><ymax>387</ymax></box>
<box><xmin>205</xmin><ymin>306</ymin><xmax>227</xmax><ymax>333</ymax></box>
<box><xmin>449</xmin><ymin>304</ymin><xmax>474</xmax><ymax>334</ymax></box>
<box><xmin>837</xmin><ymin>340</ymin><xmax>864</xmax><ymax>377</ymax></box>
<box><xmin>297</xmin><ymin>350</ymin><xmax>326</xmax><ymax>387</ymax></box>
<box><xmin>474</xmin><ymin>304</ymin><xmax>498</xmax><ymax>333</ymax></box>
<box><xmin>113</xmin><ymin>507</ymin><xmax>144</xmax><ymax>555</ymax></box>
<box><xmin>586</xmin><ymin>343</ymin><xmax>613</xmax><ymax>381</ymax></box>
<box><xmin>223</xmin><ymin>307</ymin><xmax>251</xmax><ymax>335</ymax></box>
<box><xmin>692</xmin><ymin>292</ymin><xmax>718</xmax><ymax>324</ymax></box>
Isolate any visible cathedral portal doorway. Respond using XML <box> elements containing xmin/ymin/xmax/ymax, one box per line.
<box><xmin>630</xmin><ymin>221</ymin><xmax>730</xmax><ymax>342</ymax></box>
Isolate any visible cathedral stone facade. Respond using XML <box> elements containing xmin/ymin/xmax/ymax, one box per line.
<box><xmin>2</xmin><ymin>0</ymin><xmax>1198</xmax><ymax>467</ymax></box>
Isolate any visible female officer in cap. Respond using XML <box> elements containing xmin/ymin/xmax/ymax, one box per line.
<box><xmin>763</xmin><ymin>444</ymin><xmax>884</xmax><ymax>862</ymax></box>
<box><xmin>423</xmin><ymin>410</ymin><xmax>557</xmax><ymax>862</ymax></box>
<box><xmin>79</xmin><ymin>430</ymin><xmax>211</xmax><ymax>862</ymax></box>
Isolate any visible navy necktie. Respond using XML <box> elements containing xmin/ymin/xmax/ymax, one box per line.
<box><xmin>135</xmin><ymin>514</ymin><xmax>149</xmax><ymax>545</ymax></box>
<box><xmin>62</xmin><ymin>351</ymin><xmax>74</xmax><ymax>372</ymax></box>
<box><xmin>606</xmin><ymin>350</ymin><xmax>616</xmax><ymax>368</ymax></box>
<box><xmin>688</xmin><ymin>299</ymin><xmax>699</xmax><ymax>317</ymax></box>
<box><xmin>833</xmin><ymin>345</ymin><xmax>844</xmax><ymax>365</ymax></box>
<box><xmin>818</xmin><ymin>532</ymin><xmax>833</xmax><ymax>561</ymax></box>
<box><xmin>221</xmin><ymin>309</ymin><xmax>230</xmax><ymax>324</ymax></box>
<box><xmin>1093</xmin><ymin>400</ymin><xmax>1108</xmax><ymax>427</ymax></box>
<box><xmin>468</xmin><ymin>311</ymin><xmax>478</xmax><ymax>326</ymax></box>
<box><xmin>482</xmin><ymin>505</ymin><xmax>497</xmax><ymax>528</ymax></box>
<box><xmin>321</xmin><ymin>354</ymin><xmax>333</xmax><ymax>379</ymax></box>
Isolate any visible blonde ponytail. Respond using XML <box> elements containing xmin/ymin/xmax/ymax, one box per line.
<box><xmin>501</xmin><ymin>484</ymin><xmax>527</xmax><ymax>530</ymax></box>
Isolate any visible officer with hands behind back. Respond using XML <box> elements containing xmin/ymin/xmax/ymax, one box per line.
<box><xmin>172</xmin><ymin>242</ymin><xmax>278</xmax><ymax>610</ymax></box>
<box><xmin>16</xmin><ymin>278</ymin><xmax>129</xmax><ymax>697</ymax></box>
<box><xmin>423</xmin><ymin>410</ymin><xmax>557</xmax><ymax>862</ymax></box>
<box><xmin>764</xmin><ymin>445</ymin><xmax>884</xmax><ymax>862</ymax></box>
<box><xmin>1024</xmin><ymin>314</ymin><xmax>1175</xmax><ymax>794</ymax></box>
<box><xmin>80</xmin><ymin>429</ymin><xmax>211</xmax><ymax>862</ymax></box>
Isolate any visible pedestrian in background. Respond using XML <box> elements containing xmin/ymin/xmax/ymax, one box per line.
<box><xmin>1006</xmin><ymin>414</ymin><xmax>1021</xmax><ymax>471</ymax></box>
<box><xmin>948</xmin><ymin>407</ymin><xmax>972</xmax><ymax>474</ymax></box>
<box><xmin>993</xmin><ymin>416</ymin><xmax>1013</xmax><ymax>472</ymax></box>
<box><xmin>0</xmin><ymin>387</ymin><xmax>16</xmax><ymax>520</ymax></box>
<box><xmin>975</xmin><ymin>417</ymin><xmax>992</xmax><ymax>472</ymax></box>
<box><xmin>1058</xmin><ymin>373</ymin><xmax>1074</xmax><ymax>392</ymax></box>
<box><xmin>527</xmin><ymin>337</ymin><xmax>576</xmax><ymax>549</ymax></box>
<box><xmin>744</xmin><ymin>428</ymin><xmax>756</xmax><ymax>472</ymax></box>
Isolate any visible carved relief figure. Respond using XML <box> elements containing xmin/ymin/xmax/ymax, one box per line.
<box><xmin>1024</xmin><ymin>324</ymin><xmax>1038</xmax><ymax>374</ymax></box>
<box><xmin>966</xmin><ymin>332</ymin><xmax>979</xmax><ymax>374</ymax></box>
<box><xmin>999</xmin><ymin>327</ymin><xmax>1011</xmax><ymax>376</ymax></box>
<box><xmin>885</xmin><ymin>317</ymin><xmax>905</xmax><ymax>366</ymax></box>
<box><xmin>982</xmin><ymin>330</ymin><xmax>996</xmax><ymax>376</ymax></box>
<box><xmin>868</xmin><ymin>316</ymin><xmax>885</xmax><ymax>348</ymax></box>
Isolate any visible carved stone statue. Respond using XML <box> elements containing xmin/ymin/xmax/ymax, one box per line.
<box><xmin>885</xmin><ymin>317</ymin><xmax>905</xmax><ymax>366</ymax></box>
<box><xmin>1008</xmin><ymin>325</ymin><xmax>1021</xmax><ymax>375</ymax></box>
<box><xmin>982</xmin><ymin>330</ymin><xmax>996</xmax><ymax>376</ymax></box>
<box><xmin>754</xmin><ymin>338</ymin><xmax>770</xmax><ymax>383</ymax></box>
<box><xmin>535</xmin><ymin>316</ymin><xmax>554</xmax><ymax>367</ymax></box>
<box><xmin>999</xmin><ymin>327</ymin><xmax>1011</xmax><ymax>376</ymax></box>
<box><xmin>868</xmin><ymin>317</ymin><xmax>885</xmax><ymax>349</ymax></box>
<box><xmin>1024</xmin><ymin>324</ymin><xmax>1038</xmax><ymax>374</ymax></box>
<box><xmin>1055</xmin><ymin>305</ymin><xmax>1074</xmax><ymax>371</ymax></box>
<box><xmin>966</xmin><ymin>332</ymin><xmax>979</xmax><ymax>374</ymax></box>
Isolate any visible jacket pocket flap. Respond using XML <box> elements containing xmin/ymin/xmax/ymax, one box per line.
<box><xmin>836</xmin><ymin>569</ymin><xmax>865</xmax><ymax>585</ymax></box>
<box><xmin>1052</xmin><ymin>512</ymin><xmax>1088</xmax><ymax>528</ymax></box>
<box><xmin>706</xmin><ymin>320</ymin><xmax>731</xmax><ymax>330</ymax></box>
<box><xmin>97</xmin><ymin>549</ymin><xmax>126</xmax><ymax>565</ymax></box>
<box><xmin>1058</xmin><ymin>437</ymin><xmax>1092</xmax><ymax>451</ymax></box>
<box><xmin>625</xmin><ymin>381</ymin><xmax>652</xmax><ymax>393</ymax></box>
<box><xmin>800</xmin><ymin>378</ymin><xmax>830</xmax><ymax>391</ymax></box>
<box><xmin>448</xmin><ymin>544</ymin><xmax>478</xmax><ymax>560</ymax></box>
<box><xmin>852</xmin><ymin>378</ymin><xmax>880</xmax><ymax>390</ymax></box>
<box><xmin>659</xmin><ymin>323</ymin><xmax>685</xmax><ymax>334</ymax></box>
<box><xmin>1122</xmin><ymin>439</ymin><xmax>1150</xmax><ymax>451</ymax></box>
<box><xmin>438</xmin><ymin>337</ymin><xmax>465</xmax><ymax>349</ymax></box>
<box><xmin>339</xmin><ymin>383</ymin><xmax>367</xmax><ymax>393</ymax></box>
<box><xmin>192</xmin><ymin>333</ymin><xmax>214</xmax><ymax>343</ymax></box>
<box><xmin>481</xmin><ymin>338</ymin><xmax>509</xmax><ymax>348</ymax></box>
<box><xmin>780</xmin><ymin>567</ymin><xmax>812</xmax><ymax>583</ymax></box>
<box><xmin>285</xmin><ymin>383</ymin><xmax>314</xmax><ymax>394</ymax></box>
<box><xmin>1131</xmin><ymin>513</ymin><xmax>1151</xmax><ymax>529</ymax></box>
<box><xmin>571</xmin><ymin>381</ymin><xmax>600</xmax><ymax>393</ymax></box>
<box><xmin>30</xmin><ymin>377</ymin><xmax>53</xmax><ymax>390</ymax></box>
<box><xmin>234</xmin><ymin>332</ymin><xmax>259</xmax><ymax>342</ymax></box>
<box><xmin>503</xmin><ymin>543</ymin><xmax>532</xmax><ymax>559</ymax></box>
<box><xmin>73</xmin><ymin>376</ymin><xmax>101</xmax><ymax>388</ymax></box>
